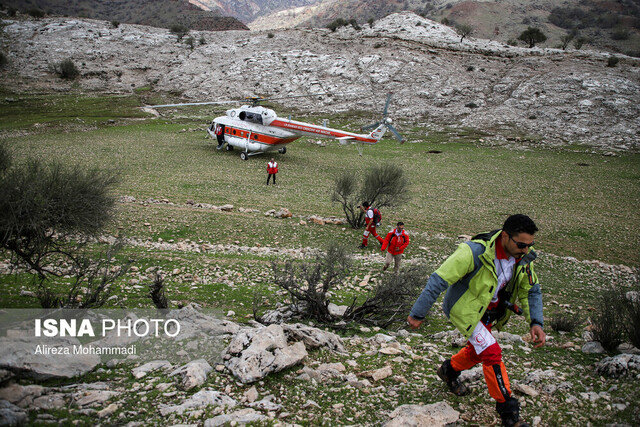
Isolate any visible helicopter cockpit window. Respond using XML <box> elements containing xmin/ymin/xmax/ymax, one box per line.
<box><xmin>238</xmin><ymin>111</ymin><xmax>263</xmax><ymax>124</ymax></box>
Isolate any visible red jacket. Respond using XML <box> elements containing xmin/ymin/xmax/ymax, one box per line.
<box><xmin>267</xmin><ymin>161</ymin><xmax>278</xmax><ymax>174</ymax></box>
<box><xmin>381</xmin><ymin>229</ymin><xmax>410</xmax><ymax>255</ymax></box>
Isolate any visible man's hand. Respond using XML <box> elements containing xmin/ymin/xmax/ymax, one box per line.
<box><xmin>406</xmin><ymin>315</ymin><xmax>423</xmax><ymax>330</ymax></box>
<box><xmin>530</xmin><ymin>324</ymin><xmax>546</xmax><ymax>348</ymax></box>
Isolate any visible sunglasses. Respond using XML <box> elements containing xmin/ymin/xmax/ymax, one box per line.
<box><xmin>509</xmin><ymin>234</ymin><xmax>535</xmax><ymax>249</ymax></box>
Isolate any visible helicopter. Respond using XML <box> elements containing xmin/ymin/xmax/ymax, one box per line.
<box><xmin>148</xmin><ymin>93</ymin><xmax>404</xmax><ymax>160</ymax></box>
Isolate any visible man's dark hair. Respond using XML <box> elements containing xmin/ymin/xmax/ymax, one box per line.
<box><xmin>361</xmin><ymin>201</ymin><xmax>371</xmax><ymax>208</ymax></box>
<box><xmin>503</xmin><ymin>214</ymin><xmax>538</xmax><ymax>235</ymax></box>
<box><xmin>397</xmin><ymin>221</ymin><xmax>404</xmax><ymax>226</ymax></box>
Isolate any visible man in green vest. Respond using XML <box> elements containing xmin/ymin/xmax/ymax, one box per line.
<box><xmin>407</xmin><ymin>214</ymin><xmax>545</xmax><ymax>427</ymax></box>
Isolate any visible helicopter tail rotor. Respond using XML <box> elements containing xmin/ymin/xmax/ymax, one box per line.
<box><xmin>361</xmin><ymin>93</ymin><xmax>404</xmax><ymax>143</ymax></box>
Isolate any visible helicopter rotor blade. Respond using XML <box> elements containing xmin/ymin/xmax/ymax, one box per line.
<box><xmin>388</xmin><ymin>124</ymin><xmax>405</xmax><ymax>143</ymax></box>
<box><xmin>383</xmin><ymin>93</ymin><xmax>392</xmax><ymax>117</ymax></box>
<box><xmin>147</xmin><ymin>100</ymin><xmax>240</xmax><ymax>108</ymax></box>
<box><xmin>361</xmin><ymin>121</ymin><xmax>382</xmax><ymax>131</ymax></box>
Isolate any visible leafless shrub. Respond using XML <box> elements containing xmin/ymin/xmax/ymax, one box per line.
<box><xmin>623</xmin><ymin>290</ymin><xmax>640</xmax><ymax>349</ymax></box>
<box><xmin>271</xmin><ymin>243</ymin><xmax>351</xmax><ymax>323</ymax></box>
<box><xmin>342</xmin><ymin>264</ymin><xmax>428</xmax><ymax>328</ymax></box>
<box><xmin>591</xmin><ymin>286</ymin><xmax>626</xmax><ymax>350</ymax></box>
<box><xmin>148</xmin><ymin>272</ymin><xmax>169</xmax><ymax>309</ymax></box>
<box><xmin>269</xmin><ymin>242</ymin><xmax>426</xmax><ymax>329</ymax></box>
<box><xmin>548</xmin><ymin>310</ymin><xmax>582</xmax><ymax>333</ymax></box>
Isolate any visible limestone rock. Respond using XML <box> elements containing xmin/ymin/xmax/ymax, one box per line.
<box><xmin>386</xmin><ymin>402</ymin><xmax>460</xmax><ymax>427</ymax></box>
<box><xmin>168</xmin><ymin>359</ymin><xmax>213</xmax><ymax>390</ymax></box>
<box><xmin>0</xmin><ymin>400</ymin><xmax>27</xmax><ymax>426</ymax></box>
<box><xmin>204</xmin><ymin>408</ymin><xmax>266</xmax><ymax>426</ymax></box>
<box><xmin>224</xmin><ymin>324</ymin><xmax>308</xmax><ymax>384</ymax></box>
<box><xmin>596</xmin><ymin>354</ymin><xmax>640</xmax><ymax>377</ymax></box>
<box><xmin>281</xmin><ymin>323</ymin><xmax>346</xmax><ymax>353</ymax></box>
<box><xmin>159</xmin><ymin>389</ymin><xmax>236</xmax><ymax>416</ymax></box>
<box><xmin>0</xmin><ymin>336</ymin><xmax>100</xmax><ymax>380</ymax></box>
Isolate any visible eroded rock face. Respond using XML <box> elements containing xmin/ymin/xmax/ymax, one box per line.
<box><xmin>1</xmin><ymin>12</ymin><xmax>638</xmax><ymax>150</ymax></box>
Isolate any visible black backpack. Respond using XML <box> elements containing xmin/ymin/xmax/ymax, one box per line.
<box><xmin>372</xmin><ymin>208</ymin><xmax>381</xmax><ymax>225</ymax></box>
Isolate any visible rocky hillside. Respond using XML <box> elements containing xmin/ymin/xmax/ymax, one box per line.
<box><xmin>249</xmin><ymin>0</ymin><xmax>640</xmax><ymax>57</ymax></box>
<box><xmin>1</xmin><ymin>12</ymin><xmax>638</xmax><ymax>150</ymax></box>
<box><xmin>0</xmin><ymin>0</ymin><xmax>249</xmax><ymax>31</ymax></box>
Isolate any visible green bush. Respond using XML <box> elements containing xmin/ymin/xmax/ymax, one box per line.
<box><xmin>0</xmin><ymin>51</ymin><xmax>7</xmax><ymax>68</ymax></box>
<box><xmin>111</xmin><ymin>20</ymin><xmax>120</xmax><ymax>28</ymax></box>
<box><xmin>170</xmin><ymin>23</ymin><xmax>189</xmax><ymax>41</ymax></box>
<box><xmin>607</xmin><ymin>56</ymin><xmax>619</xmax><ymax>67</ymax></box>
<box><xmin>54</xmin><ymin>58</ymin><xmax>80</xmax><ymax>80</ymax></box>
<box><xmin>0</xmin><ymin>144</ymin><xmax>124</xmax><ymax>308</ymax></box>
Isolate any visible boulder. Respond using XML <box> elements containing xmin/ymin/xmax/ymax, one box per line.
<box><xmin>0</xmin><ymin>400</ymin><xmax>27</xmax><ymax>426</ymax></box>
<box><xmin>159</xmin><ymin>390</ymin><xmax>236</xmax><ymax>416</ymax></box>
<box><xmin>224</xmin><ymin>324</ymin><xmax>308</xmax><ymax>384</ymax></box>
<box><xmin>0</xmin><ymin>336</ymin><xmax>100</xmax><ymax>380</ymax></box>
<box><xmin>386</xmin><ymin>402</ymin><xmax>460</xmax><ymax>427</ymax></box>
<box><xmin>204</xmin><ymin>408</ymin><xmax>266</xmax><ymax>426</ymax></box>
<box><xmin>595</xmin><ymin>354</ymin><xmax>640</xmax><ymax>377</ymax></box>
<box><xmin>281</xmin><ymin>323</ymin><xmax>346</xmax><ymax>353</ymax></box>
<box><xmin>168</xmin><ymin>359</ymin><xmax>212</xmax><ymax>390</ymax></box>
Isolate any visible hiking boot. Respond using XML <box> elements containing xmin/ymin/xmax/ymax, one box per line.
<box><xmin>437</xmin><ymin>359</ymin><xmax>469</xmax><ymax>396</ymax></box>
<box><xmin>496</xmin><ymin>397</ymin><xmax>529</xmax><ymax>427</ymax></box>
<box><xmin>359</xmin><ymin>243</ymin><xmax>367</xmax><ymax>249</ymax></box>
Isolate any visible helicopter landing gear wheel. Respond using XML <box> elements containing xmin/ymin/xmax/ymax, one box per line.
<box><xmin>278</xmin><ymin>147</ymin><xmax>287</xmax><ymax>154</ymax></box>
<box><xmin>240</xmin><ymin>152</ymin><xmax>248</xmax><ymax>161</ymax></box>
<box><xmin>226</xmin><ymin>144</ymin><xmax>233</xmax><ymax>151</ymax></box>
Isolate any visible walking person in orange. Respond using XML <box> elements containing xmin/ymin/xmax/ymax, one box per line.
<box><xmin>266</xmin><ymin>158</ymin><xmax>278</xmax><ymax>185</ymax></box>
<box><xmin>359</xmin><ymin>201</ymin><xmax>383</xmax><ymax>248</ymax></box>
<box><xmin>407</xmin><ymin>214</ymin><xmax>545</xmax><ymax>427</ymax></box>
<box><xmin>381</xmin><ymin>222</ymin><xmax>410</xmax><ymax>273</ymax></box>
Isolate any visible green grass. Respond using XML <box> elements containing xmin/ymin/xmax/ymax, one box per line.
<box><xmin>2</xmin><ymin>93</ymin><xmax>638</xmax><ymax>266</ymax></box>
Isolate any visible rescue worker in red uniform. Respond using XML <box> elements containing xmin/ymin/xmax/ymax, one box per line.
<box><xmin>267</xmin><ymin>158</ymin><xmax>278</xmax><ymax>185</ymax></box>
<box><xmin>359</xmin><ymin>201</ymin><xmax>383</xmax><ymax>248</ymax></box>
<box><xmin>381</xmin><ymin>221</ymin><xmax>410</xmax><ymax>273</ymax></box>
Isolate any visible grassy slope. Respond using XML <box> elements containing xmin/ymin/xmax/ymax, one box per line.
<box><xmin>2</xmin><ymin>92</ymin><xmax>638</xmax><ymax>266</ymax></box>
<box><xmin>1</xmin><ymin>91</ymin><xmax>639</xmax><ymax>425</ymax></box>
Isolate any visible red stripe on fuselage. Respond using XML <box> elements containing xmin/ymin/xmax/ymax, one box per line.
<box><xmin>224</xmin><ymin>126</ymin><xmax>300</xmax><ymax>146</ymax></box>
<box><xmin>270</xmin><ymin>119</ymin><xmax>377</xmax><ymax>143</ymax></box>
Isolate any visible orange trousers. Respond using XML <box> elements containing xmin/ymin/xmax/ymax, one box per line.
<box><xmin>450</xmin><ymin>340</ymin><xmax>512</xmax><ymax>403</ymax></box>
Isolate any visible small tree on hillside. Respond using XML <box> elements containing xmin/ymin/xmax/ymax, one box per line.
<box><xmin>560</xmin><ymin>33</ymin><xmax>574</xmax><ymax>50</ymax></box>
<box><xmin>170</xmin><ymin>23</ymin><xmax>189</xmax><ymax>41</ymax></box>
<box><xmin>331</xmin><ymin>163</ymin><xmax>410</xmax><ymax>229</ymax></box>
<box><xmin>518</xmin><ymin>27</ymin><xmax>547</xmax><ymax>48</ymax></box>
<box><xmin>455</xmin><ymin>24</ymin><xmax>473</xmax><ymax>42</ymax></box>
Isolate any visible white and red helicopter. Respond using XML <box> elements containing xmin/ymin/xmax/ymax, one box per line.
<box><xmin>149</xmin><ymin>93</ymin><xmax>403</xmax><ymax>160</ymax></box>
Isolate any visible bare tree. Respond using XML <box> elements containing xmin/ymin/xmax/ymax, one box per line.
<box><xmin>331</xmin><ymin>163</ymin><xmax>410</xmax><ymax>229</ymax></box>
